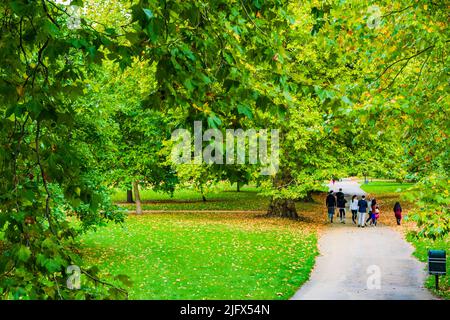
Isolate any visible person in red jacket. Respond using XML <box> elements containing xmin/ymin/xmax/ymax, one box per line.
<box><xmin>393</xmin><ymin>202</ymin><xmax>402</xmax><ymax>225</ymax></box>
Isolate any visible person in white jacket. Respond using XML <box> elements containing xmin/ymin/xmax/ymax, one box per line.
<box><xmin>350</xmin><ymin>195</ymin><xmax>359</xmax><ymax>224</ymax></box>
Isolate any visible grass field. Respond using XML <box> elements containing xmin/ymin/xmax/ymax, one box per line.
<box><xmin>80</xmin><ymin>212</ymin><xmax>318</xmax><ymax>299</ymax></box>
<box><xmin>360</xmin><ymin>180</ymin><xmax>415</xmax><ymax>194</ymax></box>
<box><xmin>112</xmin><ymin>185</ymin><xmax>321</xmax><ymax>213</ymax></box>
<box><xmin>112</xmin><ymin>185</ymin><xmax>270</xmax><ymax>211</ymax></box>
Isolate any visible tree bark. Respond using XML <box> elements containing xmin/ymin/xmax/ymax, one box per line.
<box><xmin>133</xmin><ymin>180</ymin><xmax>142</xmax><ymax>214</ymax></box>
<box><xmin>267</xmin><ymin>198</ymin><xmax>298</xmax><ymax>219</ymax></box>
<box><xmin>266</xmin><ymin>161</ymin><xmax>298</xmax><ymax>218</ymax></box>
<box><xmin>126</xmin><ymin>189</ymin><xmax>134</xmax><ymax>203</ymax></box>
<box><xmin>237</xmin><ymin>182</ymin><xmax>240</xmax><ymax>192</ymax></box>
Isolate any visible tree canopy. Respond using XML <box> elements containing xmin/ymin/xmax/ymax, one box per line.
<box><xmin>0</xmin><ymin>0</ymin><xmax>448</xmax><ymax>299</ymax></box>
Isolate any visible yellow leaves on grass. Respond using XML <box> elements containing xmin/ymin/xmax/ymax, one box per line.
<box><xmin>81</xmin><ymin>208</ymin><xmax>320</xmax><ymax>299</ymax></box>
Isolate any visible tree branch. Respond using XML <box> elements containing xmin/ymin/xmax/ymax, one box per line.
<box><xmin>375</xmin><ymin>45</ymin><xmax>435</xmax><ymax>83</ymax></box>
<box><xmin>19</xmin><ymin>17</ymin><xmax>29</xmax><ymax>66</ymax></box>
<box><xmin>81</xmin><ymin>270</ymin><xmax>128</xmax><ymax>297</ymax></box>
<box><xmin>35</xmin><ymin>120</ymin><xmax>56</xmax><ymax>235</ymax></box>
<box><xmin>413</xmin><ymin>52</ymin><xmax>431</xmax><ymax>90</ymax></box>
<box><xmin>381</xmin><ymin>5</ymin><xmax>414</xmax><ymax>18</ymax></box>
<box><xmin>42</xmin><ymin>0</ymin><xmax>60</xmax><ymax>29</ymax></box>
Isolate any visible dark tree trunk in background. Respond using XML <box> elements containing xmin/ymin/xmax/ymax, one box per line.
<box><xmin>202</xmin><ymin>194</ymin><xmax>207</xmax><ymax>202</ymax></box>
<box><xmin>133</xmin><ymin>181</ymin><xmax>142</xmax><ymax>215</ymax></box>
<box><xmin>126</xmin><ymin>189</ymin><xmax>134</xmax><ymax>203</ymax></box>
<box><xmin>237</xmin><ymin>183</ymin><xmax>240</xmax><ymax>192</ymax></box>
<box><xmin>267</xmin><ymin>198</ymin><xmax>298</xmax><ymax>218</ymax></box>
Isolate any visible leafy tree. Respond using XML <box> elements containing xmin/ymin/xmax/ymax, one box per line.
<box><xmin>0</xmin><ymin>0</ymin><xmax>133</xmax><ymax>299</ymax></box>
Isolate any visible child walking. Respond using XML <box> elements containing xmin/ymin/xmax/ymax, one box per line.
<box><xmin>366</xmin><ymin>198</ymin><xmax>377</xmax><ymax>226</ymax></box>
<box><xmin>372</xmin><ymin>205</ymin><xmax>380</xmax><ymax>226</ymax></box>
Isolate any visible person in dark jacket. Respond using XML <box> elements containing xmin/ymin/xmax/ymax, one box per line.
<box><xmin>393</xmin><ymin>202</ymin><xmax>402</xmax><ymax>225</ymax></box>
<box><xmin>336</xmin><ymin>188</ymin><xmax>347</xmax><ymax>223</ymax></box>
<box><xmin>336</xmin><ymin>188</ymin><xmax>344</xmax><ymax>200</ymax></box>
<box><xmin>357</xmin><ymin>195</ymin><xmax>368</xmax><ymax>227</ymax></box>
<box><xmin>326</xmin><ymin>190</ymin><xmax>336</xmax><ymax>223</ymax></box>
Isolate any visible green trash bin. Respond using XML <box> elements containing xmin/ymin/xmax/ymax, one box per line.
<box><xmin>428</xmin><ymin>250</ymin><xmax>446</xmax><ymax>275</ymax></box>
<box><xmin>428</xmin><ymin>250</ymin><xmax>446</xmax><ymax>291</ymax></box>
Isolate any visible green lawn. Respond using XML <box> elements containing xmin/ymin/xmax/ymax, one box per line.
<box><xmin>80</xmin><ymin>213</ymin><xmax>318</xmax><ymax>299</ymax></box>
<box><xmin>360</xmin><ymin>180</ymin><xmax>415</xmax><ymax>194</ymax></box>
<box><xmin>406</xmin><ymin>234</ymin><xmax>449</xmax><ymax>299</ymax></box>
<box><xmin>112</xmin><ymin>185</ymin><xmax>271</xmax><ymax>211</ymax></box>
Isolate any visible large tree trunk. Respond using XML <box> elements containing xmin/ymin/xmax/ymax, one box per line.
<box><xmin>267</xmin><ymin>198</ymin><xmax>298</xmax><ymax>219</ymax></box>
<box><xmin>126</xmin><ymin>189</ymin><xmax>134</xmax><ymax>203</ymax></box>
<box><xmin>237</xmin><ymin>182</ymin><xmax>240</xmax><ymax>192</ymax></box>
<box><xmin>133</xmin><ymin>180</ymin><xmax>142</xmax><ymax>214</ymax></box>
<box><xmin>266</xmin><ymin>163</ymin><xmax>298</xmax><ymax>218</ymax></box>
<box><xmin>265</xmin><ymin>111</ymin><xmax>299</xmax><ymax>219</ymax></box>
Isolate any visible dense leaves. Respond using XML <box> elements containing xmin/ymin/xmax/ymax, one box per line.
<box><xmin>0</xmin><ymin>0</ymin><xmax>448</xmax><ymax>299</ymax></box>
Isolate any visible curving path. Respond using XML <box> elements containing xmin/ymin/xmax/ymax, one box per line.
<box><xmin>291</xmin><ymin>178</ymin><xmax>435</xmax><ymax>300</ymax></box>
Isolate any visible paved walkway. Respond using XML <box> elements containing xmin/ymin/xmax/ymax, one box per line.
<box><xmin>327</xmin><ymin>178</ymin><xmax>366</xmax><ymax>196</ymax></box>
<box><xmin>291</xmin><ymin>178</ymin><xmax>435</xmax><ymax>300</ymax></box>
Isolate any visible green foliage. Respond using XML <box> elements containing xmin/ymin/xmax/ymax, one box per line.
<box><xmin>0</xmin><ymin>0</ymin><xmax>130</xmax><ymax>299</ymax></box>
<box><xmin>406</xmin><ymin>175</ymin><xmax>450</xmax><ymax>240</ymax></box>
<box><xmin>1</xmin><ymin>0</ymin><xmax>448</xmax><ymax>299</ymax></box>
<box><xmin>0</xmin><ymin>0</ymin><xmax>301</xmax><ymax>299</ymax></box>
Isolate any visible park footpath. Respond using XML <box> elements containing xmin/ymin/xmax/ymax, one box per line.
<box><xmin>291</xmin><ymin>179</ymin><xmax>436</xmax><ymax>300</ymax></box>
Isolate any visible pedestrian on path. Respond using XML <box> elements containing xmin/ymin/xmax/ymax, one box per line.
<box><xmin>350</xmin><ymin>195</ymin><xmax>359</xmax><ymax>224</ymax></box>
<box><xmin>336</xmin><ymin>188</ymin><xmax>347</xmax><ymax>223</ymax></box>
<box><xmin>326</xmin><ymin>190</ymin><xmax>336</xmax><ymax>223</ymax></box>
<box><xmin>366</xmin><ymin>198</ymin><xmax>377</xmax><ymax>226</ymax></box>
<box><xmin>357</xmin><ymin>195</ymin><xmax>368</xmax><ymax>227</ymax></box>
<box><xmin>335</xmin><ymin>188</ymin><xmax>344</xmax><ymax>200</ymax></box>
<box><xmin>393</xmin><ymin>202</ymin><xmax>402</xmax><ymax>225</ymax></box>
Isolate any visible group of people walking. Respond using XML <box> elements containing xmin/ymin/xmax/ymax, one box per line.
<box><xmin>325</xmin><ymin>188</ymin><xmax>403</xmax><ymax>227</ymax></box>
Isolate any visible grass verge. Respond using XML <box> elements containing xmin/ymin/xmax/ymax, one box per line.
<box><xmin>406</xmin><ymin>234</ymin><xmax>449</xmax><ymax>299</ymax></box>
<box><xmin>360</xmin><ymin>180</ymin><xmax>415</xmax><ymax>194</ymax></box>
